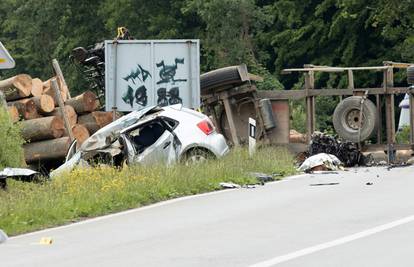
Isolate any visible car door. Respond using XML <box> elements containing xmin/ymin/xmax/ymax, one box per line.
<box><xmin>134</xmin><ymin>130</ymin><xmax>177</xmax><ymax>165</ymax></box>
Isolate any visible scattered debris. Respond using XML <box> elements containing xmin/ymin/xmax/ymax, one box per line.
<box><xmin>248</xmin><ymin>172</ymin><xmax>275</xmax><ymax>184</ymax></box>
<box><xmin>0</xmin><ymin>168</ymin><xmax>41</xmax><ymax>189</ymax></box>
<box><xmin>298</xmin><ymin>153</ymin><xmax>343</xmax><ymax>173</ymax></box>
<box><xmin>366</xmin><ymin>182</ymin><xmax>373</xmax><ymax>185</ymax></box>
<box><xmin>310</xmin><ymin>171</ymin><xmax>340</xmax><ymax>175</ymax></box>
<box><xmin>39</xmin><ymin>237</ymin><xmax>53</xmax><ymax>245</ymax></box>
<box><xmin>309</xmin><ymin>132</ymin><xmax>364</xmax><ymax>167</ymax></box>
<box><xmin>219</xmin><ymin>182</ymin><xmax>241</xmax><ymax>189</ymax></box>
<box><xmin>309</xmin><ymin>182</ymin><xmax>340</xmax><ymax>186</ymax></box>
<box><xmin>0</xmin><ymin>229</ymin><xmax>7</xmax><ymax>244</ymax></box>
<box><xmin>387</xmin><ymin>162</ymin><xmax>413</xmax><ymax>171</ymax></box>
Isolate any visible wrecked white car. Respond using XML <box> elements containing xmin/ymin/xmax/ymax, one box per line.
<box><xmin>51</xmin><ymin>105</ymin><xmax>229</xmax><ymax>177</ymax></box>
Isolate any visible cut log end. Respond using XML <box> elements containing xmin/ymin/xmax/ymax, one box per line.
<box><xmin>0</xmin><ymin>74</ymin><xmax>32</xmax><ymax>101</ymax></box>
<box><xmin>32</xmin><ymin>95</ymin><xmax>55</xmax><ymax>114</ymax></box>
<box><xmin>8</xmin><ymin>98</ymin><xmax>39</xmax><ymax>120</ymax></box>
<box><xmin>66</xmin><ymin>91</ymin><xmax>98</xmax><ymax>114</ymax></box>
<box><xmin>7</xmin><ymin>106</ymin><xmax>19</xmax><ymax>122</ymax></box>
<box><xmin>31</xmin><ymin>78</ymin><xmax>43</xmax><ymax>97</ymax></box>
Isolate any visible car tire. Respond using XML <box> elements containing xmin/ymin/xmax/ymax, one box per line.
<box><xmin>333</xmin><ymin>96</ymin><xmax>378</xmax><ymax>142</ymax></box>
<box><xmin>200</xmin><ymin>66</ymin><xmax>245</xmax><ymax>95</ymax></box>
<box><xmin>407</xmin><ymin>65</ymin><xmax>414</xmax><ymax>85</ymax></box>
<box><xmin>183</xmin><ymin>148</ymin><xmax>214</xmax><ymax>165</ymax></box>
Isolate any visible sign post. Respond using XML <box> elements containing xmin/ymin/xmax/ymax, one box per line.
<box><xmin>0</xmin><ymin>42</ymin><xmax>15</xmax><ymax>109</ymax></box>
<box><xmin>249</xmin><ymin>117</ymin><xmax>256</xmax><ymax>157</ymax></box>
<box><xmin>0</xmin><ymin>42</ymin><xmax>15</xmax><ymax>69</ymax></box>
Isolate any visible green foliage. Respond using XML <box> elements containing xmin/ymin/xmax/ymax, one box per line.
<box><xmin>0</xmin><ymin>108</ymin><xmax>25</xmax><ymax>169</ymax></box>
<box><xmin>396</xmin><ymin>125</ymin><xmax>411</xmax><ymax>144</ymax></box>
<box><xmin>0</xmin><ymin>147</ymin><xmax>295</xmax><ymax>235</ymax></box>
<box><xmin>290</xmin><ymin>101</ymin><xmax>306</xmax><ymax>133</ymax></box>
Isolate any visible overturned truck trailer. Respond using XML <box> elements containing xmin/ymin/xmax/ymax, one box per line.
<box><xmin>201</xmin><ymin>62</ymin><xmax>414</xmax><ymax>163</ymax></box>
<box><xmin>200</xmin><ymin>64</ymin><xmax>289</xmax><ymax>146</ymax></box>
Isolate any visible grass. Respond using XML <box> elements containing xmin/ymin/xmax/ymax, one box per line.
<box><xmin>0</xmin><ymin>147</ymin><xmax>296</xmax><ymax>236</ymax></box>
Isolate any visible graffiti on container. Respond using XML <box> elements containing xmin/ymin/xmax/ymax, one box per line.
<box><xmin>155</xmin><ymin>58</ymin><xmax>186</xmax><ymax>106</ymax></box>
<box><xmin>123</xmin><ymin>64</ymin><xmax>151</xmax><ymax>84</ymax></box>
<box><xmin>157</xmin><ymin>87</ymin><xmax>182</xmax><ymax>107</ymax></box>
<box><xmin>122</xmin><ymin>64</ymin><xmax>151</xmax><ymax>107</ymax></box>
<box><xmin>156</xmin><ymin>58</ymin><xmax>187</xmax><ymax>85</ymax></box>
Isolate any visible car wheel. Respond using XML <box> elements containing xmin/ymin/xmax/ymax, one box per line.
<box><xmin>184</xmin><ymin>148</ymin><xmax>213</xmax><ymax>165</ymax></box>
<box><xmin>333</xmin><ymin>96</ymin><xmax>378</xmax><ymax>142</ymax></box>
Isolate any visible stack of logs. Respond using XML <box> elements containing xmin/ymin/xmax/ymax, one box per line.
<box><xmin>0</xmin><ymin>74</ymin><xmax>114</xmax><ymax>166</ymax></box>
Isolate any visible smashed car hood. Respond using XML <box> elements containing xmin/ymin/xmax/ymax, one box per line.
<box><xmin>80</xmin><ymin>106</ymin><xmax>160</xmax><ymax>152</ymax></box>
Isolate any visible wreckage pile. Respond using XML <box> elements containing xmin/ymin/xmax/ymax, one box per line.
<box><xmin>309</xmin><ymin>132</ymin><xmax>364</xmax><ymax>167</ymax></box>
<box><xmin>0</xmin><ymin>74</ymin><xmax>114</xmax><ymax>167</ymax></box>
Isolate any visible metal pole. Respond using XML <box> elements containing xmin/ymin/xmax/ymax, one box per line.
<box><xmin>112</xmin><ymin>41</ymin><xmax>118</xmax><ymax>121</ymax></box>
<box><xmin>187</xmin><ymin>40</ymin><xmax>193</xmax><ymax>108</ymax></box>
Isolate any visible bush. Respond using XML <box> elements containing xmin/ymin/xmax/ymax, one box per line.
<box><xmin>0</xmin><ymin>107</ymin><xmax>25</xmax><ymax>169</ymax></box>
<box><xmin>396</xmin><ymin>126</ymin><xmax>410</xmax><ymax>144</ymax></box>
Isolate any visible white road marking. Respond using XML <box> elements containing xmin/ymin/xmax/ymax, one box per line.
<box><xmin>249</xmin><ymin>214</ymin><xmax>414</xmax><ymax>267</ymax></box>
<box><xmin>9</xmin><ymin>173</ymin><xmax>308</xmax><ymax>240</ymax></box>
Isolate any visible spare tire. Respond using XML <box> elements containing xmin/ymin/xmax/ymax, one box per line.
<box><xmin>407</xmin><ymin>65</ymin><xmax>414</xmax><ymax>85</ymax></box>
<box><xmin>200</xmin><ymin>65</ymin><xmax>248</xmax><ymax>95</ymax></box>
<box><xmin>333</xmin><ymin>96</ymin><xmax>378</xmax><ymax>142</ymax></box>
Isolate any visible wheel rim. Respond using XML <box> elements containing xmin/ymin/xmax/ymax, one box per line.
<box><xmin>345</xmin><ymin>109</ymin><xmax>364</xmax><ymax>130</ymax></box>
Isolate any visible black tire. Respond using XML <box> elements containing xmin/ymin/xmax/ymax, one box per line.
<box><xmin>200</xmin><ymin>65</ymin><xmax>246</xmax><ymax>95</ymax></box>
<box><xmin>333</xmin><ymin>96</ymin><xmax>378</xmax><ymax>142</ymax></box>
<box><xmin>407</xmin><ymin>65</ymin><xmax>414</xmax><ymax>85</ymax></box>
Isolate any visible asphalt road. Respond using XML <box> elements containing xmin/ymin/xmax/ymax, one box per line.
<box><xmin>1</xmin><ymin>166</ymin><xmax>414</xmax><ymax>267</ymax></box>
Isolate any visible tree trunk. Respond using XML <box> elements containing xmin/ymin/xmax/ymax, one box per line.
<box><xmin>24</xmin><ymin>137</ymin><xmax>70</xmax><ymax>163</ymax></box>
<box><xmin>0</xmin><ymin>74</ymin><xmax>32</xmax><ymax>101</ymax></box>
<box><xmin>7</xmin><ymin>105</ymin><xmax>19</xmax><ymax>122</ymax></box>
<box><xmin>65</xmin><ymin>91</ymin><xmax>99</xmax><ymax>114</ymax></box>
<box><xmin>31</xmin><ymin>78</ymin><xmax>43</xmax><ymax>97</ymax></box>
<box><xmin>78</xmin><ymin>111</ymin><xmax>114</xmax><ymax>134</ymax></box>
<box><xmin>31</xmin><ymin>95</ymin><xmax>55</xmax><ymax>114</ymax></box>
<box><xmin>48</xmin><ymin>105</ymin><xmax>77</xmax><ymax>126</ymax></box>
<box><xmin>8</xmin><ymin>98</ymin><xmax>39</xmax><ymax>120</ymax></box>
<box><xmin>21</xmin><ymin>116</ymin><xmax>65</xmax><ymax>142</ymax></box>
<box><xmin>65</xmin><ymin>124</ymin><xmax>90</xmax><ymax>147</ymax></box>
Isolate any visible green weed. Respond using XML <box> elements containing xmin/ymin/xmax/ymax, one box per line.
<box><xmin>0</xmin><ymin>147</ymin><xmax>295</xmax><ymax>236</ymax></box>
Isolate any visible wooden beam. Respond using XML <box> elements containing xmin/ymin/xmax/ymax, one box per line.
<box><xmin>52</xmin><ymin>59</ymin><xmax>71</xmax><ymax>98</ymax></box>
<box><xmin>51</xmin><ymin>78</ymin><xmax>74</xmax><ymax>142</ymax></box>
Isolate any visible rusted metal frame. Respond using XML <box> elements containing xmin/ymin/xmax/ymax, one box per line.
<box><xmin>220</xmin><ymin>91</ymin><xmax>240</xmax><ymax>146</ymax></box>
<box><xmin>282</xmin><ymin>65</ymin><xmax>390</xmax><ymax>74</ymax></box>
<box><xmin>384</xmin><ymin>67</ymin><xmax>396</xmax><ymax>163</ymax></box>
<box><xmin>257</xmin><ymin>87</ymin><xmax>410</xmax><ymax>101</ymax></box>
<box><xmin>250</xmin><ymin>91</ymin><xmax>270</xmax><ymax>142</ymax></box>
